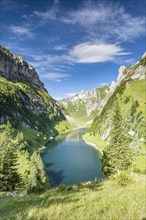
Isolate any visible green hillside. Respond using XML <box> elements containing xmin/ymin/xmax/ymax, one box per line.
<box><xmin>122</xmin><ymin>80</ymin><xmax>145</xmax><ymax>115</ymax></box>
<box><xmin>0</xmin><ymin>76</ymin><xmax>75</xmax><ymax>152</ymax></box>
<box><xmin>0</xmin><ymin>175</ymin><xmax>145</xmax><ymax>220</ymax></box>
<box><xmin>90</xmin><ymin>79</ymin><xmax>145</xmax><ymax>144</ymax></box>
<box><xmin>88</xmin><ymin>79</ymin><xmax>145</xmax><ymax>173</ymax></box>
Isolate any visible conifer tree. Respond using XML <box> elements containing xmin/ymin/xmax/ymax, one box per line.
<box><xmin>0</xmin><ymin>122</ymin><xmax>48</xmax><ymax>192</ymax></box>
<box><xmin>0</xmin><ymin>122</ymin><xmax>20</xmax><ymax>191</ymax></box>
<box><xmin>16</xmin><ymin>150</ymin><xmax>30</xmax><ymax>190</ymax></box>
<box><xmin>15</xmin><ymin>132</ymin><xmax>26</xmax><ymax>150</ymax></box>
<box><xmin>102</xmin><ymin>100</ymin><xmax>132</xmax><ymax>175</ymax></box>
<box><xmin>28</xmin><ymin>152</ymin><xmax>48</xmax><ymax>192</ymax></box>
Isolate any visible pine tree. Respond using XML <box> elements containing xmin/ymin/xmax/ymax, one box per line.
<box><xmin>16</xmin><ymin>150</ymin><xmax>30</xmax><ymax>190</ymax></box>
<box><xmin>102</xmin><ymin>100</ymin><xmax>132</xmax><ymax>175</ymax></box>
<box><xmin>15</xmin><ymin>132</ymin><xmax>26</xmax><ymax>150</ymax></box>
<box><xmin>28</xmin><ymin>152</ymin><xmax>48</xmax><ymax>192</ymax></box>
<box><xmin>0</xmin><ymin>122</ymin><xmax>48</xmax><ymax>192</ymax></box>
<box><xmin>0</xmin><ymin>122</ymin><xmax>20</xmax><ymax>191</ymax></box>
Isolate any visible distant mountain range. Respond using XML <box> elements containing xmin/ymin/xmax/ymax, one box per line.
<box><xmin>61</xmin><ymin>53</ymin><xmax>146</xmax><ymax>146</ymax></box>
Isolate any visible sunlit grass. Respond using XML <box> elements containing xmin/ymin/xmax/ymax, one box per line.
<box><xmin>83</xmin><ymin>132</ymin><xmax>106</xmax><ymax>152</ymax></box>
<box><xmin>1</xmin><ymin>175</ymin><xmax>145</xmax><ymax>220</ymax></box>
<box><xmin>55</xmin><ymin>120</ymin><xmax>76</xmax><ymax>134</ymax></box>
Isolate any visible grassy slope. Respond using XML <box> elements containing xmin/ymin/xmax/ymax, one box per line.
<box><xmin>0</xmin><ymin>175</ymin><xmax>145</xmax><ymax>220</ymax></box>
<box><xmin>0</xmin><ymin>76</ymin><xmax>76</xmax><ymax>152</ymax></box>
<box><xmin>87</xmin><ymin>79</ymin><xmax>145</xmax><ymax>145</ymax></box>
<box><xmin>66</xmin><ymin>102</ymin><xmax>90</xmax><ymax>125</ymax></box>
<box><xmin>54</xmin><ymin>120</ymin><xmax>76</xmax><ymax>134</ymax></box>
<box><xmin>122</xmin><ymin>79</ymin><xmax>145</xmax><ymax>116</ymax></box>
<box><xmin>83</xmin><ymin>132</ymin><xmax>106</xmax><ymax>151</ymax></box>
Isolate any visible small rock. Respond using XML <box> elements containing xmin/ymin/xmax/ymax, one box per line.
<box><xmin>130</xmin><ymin>172</ymin><xmax>138</xmax><ymax>177</ymax></box>
<box><xmin>6</xmin><ymin>192</ymin><xmax>17</xmax><ymax>197</ymax></box>
<box><xmin>19</xmin><ymin>199</ymin><xmax>24</xmax><ymax>202</ymax></box>
<box><xmin>11</xmin><ymin>193</ymin><xmax>17</xmax><ymax>197</ymax></box>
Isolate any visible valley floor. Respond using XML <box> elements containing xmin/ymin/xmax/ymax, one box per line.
<box><xmin>0</xmin><ymin>175</ymin><xmax>145</xmax><ymax>220</ymax></box>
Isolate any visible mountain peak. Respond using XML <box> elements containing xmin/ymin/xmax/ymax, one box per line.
<box><xmin>141</xmin><ymin>52</ymin><xmax>146</xmax><ymax>59</ymax></box>
<box><xmin>0</xmin><ymin>45</ymin><xmax>45</xmax><ymax>91</ymax></box>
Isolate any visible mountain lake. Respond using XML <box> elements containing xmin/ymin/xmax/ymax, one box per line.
<box><xmin>42</xmin><ymin>128</ymin><xmax>103</xmax><ymax>186</ymax></box>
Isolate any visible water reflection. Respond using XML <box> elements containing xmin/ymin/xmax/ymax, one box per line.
<box><xmin>65</xmin><ymin>128</ymin><xmax>87</xmax><ymax>142</ymax></box>
<box><xmin>42</xmin><ymin>128</ymin><xmax>103</xmax><ymax>186</ymax></box>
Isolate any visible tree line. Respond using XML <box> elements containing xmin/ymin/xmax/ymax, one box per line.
<box><xmin>0</xmin><ymin>122</ymin><xmax>48</xmax><ymax>192</ymax></box>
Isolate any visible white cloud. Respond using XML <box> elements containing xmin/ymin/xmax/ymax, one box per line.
<box><xmin>10</xmin><ymin>25</ymin><xmax>34</xmax><ymax>38</ymax></box>
<box><xmin>54</xmin><ymin>44</ymin><xmax>67</xmax><ymax>51</ymax></box>
<box><xmin>40</xmin><ymin>72</ymin><xmax>70</xmax><ymax>81</ymax></box>
<box><xmin>69</xmin><ymin>42</ymin><xmax>129</xmax><ymax>63</ymax></box>
<box><xmin>66</xmin><ymin>92</ymin><xmax>78</xmax><ymax>97</ymax></box>
<box><xmin>56</xmin><ymin>79</ymin><xmax>62</xmax><ymax>83</ymax></box>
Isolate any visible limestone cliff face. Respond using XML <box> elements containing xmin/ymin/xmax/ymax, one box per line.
<box><xmin>0</xmin><ymin>45</ymin><xmax>44</xmax><ymax>90</ymax></box>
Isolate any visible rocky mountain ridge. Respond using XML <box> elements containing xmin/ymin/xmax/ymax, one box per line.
<box><xmin>61</xmin><ymin>53</ymin><xmax>145</xmax><ymax>122</ymax></box>
<box><xmin>0</xmin><ymin>45</ymin><xmax>45</xmax><ymax>90</ymax></box>
<box><xmin>89</xmin><ymin>53</ymin><xmax>145</xmax><ymax>147</ymax></box>
<box><xmin>61</xmin><ymin>87</ymin><xmax>109</xmax><ymax>116</ymax></box>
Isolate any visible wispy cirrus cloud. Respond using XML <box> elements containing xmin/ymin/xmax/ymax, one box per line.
<box><xmin>33</xmin><ymin>0</ymin><xmax>60</xmax><ymax>21</ymax></box>
<box><xmin>29</xmin><ymin>53</ymin><xmax>72</xmax><ymax>76</ymax></box>
<box><xmin>10</xmin><ymin>25</ymin><xmax>35</xmax><ymax>38</ymax></box>
<box><xmin>40</xmin><ymin>73</ymin><xmax>70</xmax><ymax>82</ymax></box>
<box><xmin>61</xmin><ymin>1</ymin><xmax>145</xmax><ymax>41</ymax></box>
<box><xmin>30</xmin><ymin>0</ymin><xmax>145</xmax><ymax>42</ymax></box>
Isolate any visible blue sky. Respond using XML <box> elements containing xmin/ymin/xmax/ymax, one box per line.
<box><xmin>1</xmin><ymin>0</ymin><xmax>145</xmax><ymax>99</ymax></box>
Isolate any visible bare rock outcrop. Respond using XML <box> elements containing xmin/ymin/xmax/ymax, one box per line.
<box><xmin>0</xmin><ymin>45</ymin><xmax>45</xmax><ymax>90</ymax></box>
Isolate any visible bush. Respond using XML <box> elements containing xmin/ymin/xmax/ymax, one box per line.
<box><xmin>124</xmin><ymin>96</ymin><xmax>130</xmax><ymax>104</ymax></box>
<box><xmin>111</xmin><ymin>171</ymin><xmax>133</xmax><ymax>186</ymax></box>
<box><xmin>77</xmin><ymin>182</ymin><xmax>82</xmax><ymax>187</ymax></box>
<box><xmin>67</xmin><ymin>186</ymin><xmax>73</xmax><ymax>191</ymax></box>
<box><xmin>58</xmin><ymin>184</ymin><xmax>67</xmax><ymax>191</ymax></box>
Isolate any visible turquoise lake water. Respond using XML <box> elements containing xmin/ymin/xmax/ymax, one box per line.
<box><xmin>42</xmin><ymin>128</ymin><xmax>103</xmax><ymax>186</ymax></box>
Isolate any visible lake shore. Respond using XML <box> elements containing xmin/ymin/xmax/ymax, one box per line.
<box><xmin>83</xmin><ymin>133</ymin><xmax>104</xmax><ymax>155</ymax></box>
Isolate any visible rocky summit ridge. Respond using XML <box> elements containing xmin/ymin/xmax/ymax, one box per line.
<box><xmin>61</xmin><ymin>52</ymin><xmax>146</xmax><ymax>122</ymax></box>
<box><xmin>0</xmin><ymin>45</ymin><xmax>45</xmax><ymax>90</ymax></box>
